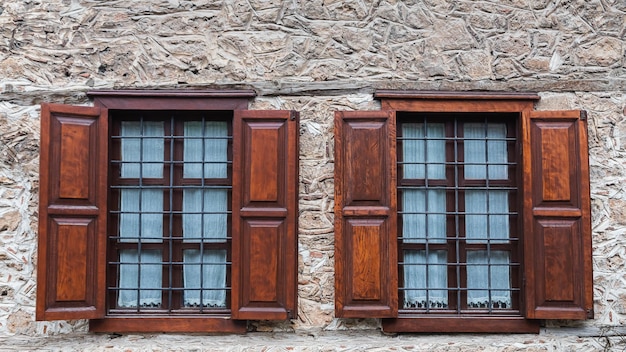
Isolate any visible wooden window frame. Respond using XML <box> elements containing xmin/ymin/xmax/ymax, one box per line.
<box><xmin>334</xmin><ymin>90</ymin><xmax>593</xmax><ymax>333</ymax></box>
<box><xmin>36</xmin><ymin>90</ymin><xmax>299</xmax><ymax>333</ymax></box>
<box><xmin>396</xmin><ymin>113</ymin><xmax>521</xmax><ymax>314</ymax></box>
<box><xmin>106</xmin><ymin>111</ymin><xmax>234</xmax><ymax>315</ymax></box>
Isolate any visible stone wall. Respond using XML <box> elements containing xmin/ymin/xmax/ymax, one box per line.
<box><xmin>1</xmin><ymin>0</ymin><xmax>626</xmax><ymax>350</ymax></box>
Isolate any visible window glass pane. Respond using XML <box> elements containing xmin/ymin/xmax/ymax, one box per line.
<box><xmin>403</xmin><ymin>250</ymin><xmax>448</xmax><ymax>309</ymax></box>
<box><xmin>121</xmin><ymin>121</ymin><xmax>164</xmax><ymax>178</ymax></box>
<box><xmin>467</xmin><ymin>251</ymin><xmax>511</xmax><ymax>309</ymax></box>
<box><xmin>465</xmin><ymin>190</ymin><xmax>509</xmax><ymax>244</ymax></box>
<box><xmin>119</xmin><ymin>189</ymin><xmax>163</xmax><ymax>243</ymax></box>
<box><xmin>183</xmin><ymin>189</ymin><xmax>228</xmax><ymax>242</ymax></box>
<box><xmin>402</xmin><ymin>123</ymin><xmax>445</xmax><ymax>179</ymax></box>
<box><xmin>184</xmin><ymin>121</ymin><xmax>228</xmax><ymax>179</ymax></box>
<box><xmin>402</xmin><ymin>189</ymin><xmax>446</xmax><ymax>244</ymax></box>
<box><xmin>464</xmin><ymin>123</ymin><xmax>507</xmax><ymax>180</ymax></box>
<box><xmin>118</xmin><ymin>249</ymin><xmax>162</xmax><ymax>308</ymax></box>
<box><xmin>183</xmin><ymin>250</ymin><xmax>227</xmax><ymax>308</ymax></box>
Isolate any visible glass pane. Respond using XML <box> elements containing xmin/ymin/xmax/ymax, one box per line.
<box><xmin>402</xmin><ymin>123</ymin><xmax>445</xmax><ymax>179</ymax></box>
<box><xmin>183</xmin><ymin>189</ymin><xmax>228</xmax><ymax>242</ymax></box>
<box><xmin>121</xmin><ymin>121</ymin><xmax>164</xmax><ymax>178</ymax></box>
<box><xmin>403</xmin><ymin>250</ymin><xmax>448</xmax><ymax>309</ymax></box>
<box><xmin>183</xmin><ymin>250</ymin><xmax>227</xmax><ymax>308</ymax></box>
<box><xmin>464</xmin><ymin>123</ymin><xmax>507</xmax><ymax>180</ymax></box>
<box><xmin>119</xmin><ymin>189</ymin><xmax>163</xmax><ymax>243</ymax></box>
<box><xmin>118</xmin><ymin>249</ymin><xmax>162</xmax><ymax>308</ymax></box>
<box><xmin>465</xmin><ymin>190</ymin><xmax>509</xmax><ymax>244</ymax></box>
<box><xmin>402</xmin><ymin>189</ymin><xmax>446</xmax><ymax>243</ymax></box>
<box><xmin>467</xmin><ymin>251</ymin><xmax>511</xmax><ymax>309</ymax></box>
<box><xmin>184</xmin><ymin>121</ymin><xmax>228</xmax><ymax>179</ymax></box>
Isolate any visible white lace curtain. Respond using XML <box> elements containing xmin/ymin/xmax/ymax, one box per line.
<box><xmin>117</xmin><ymin>120</ymin><xmax>228</xmax><ymax>308</ymax></box>
<box><xmin>402</xmin><ymin>122</ymin><xmax>511</xmax><ymax>309</ymax></box>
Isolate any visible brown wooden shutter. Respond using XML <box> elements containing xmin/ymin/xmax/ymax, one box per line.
<box><xmin>36</xmin><ymin>103</ymin><xmax>108</xmax><ymax>320</ymax></box>
<box><xmin>231</xmin><ymin>110</ymin><xmax>298</xmax><ymax>320</ymax></box>
<box><xmin>334</xmin><ymin>110</ymin><xmax>398</xmax><ymax>318</ymax></box>
<box><xmin>522</xmin><ymin>110</ymin><xmax>593</xmax><ymax>320</ymax></box>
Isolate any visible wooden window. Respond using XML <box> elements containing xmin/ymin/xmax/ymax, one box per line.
<box><xmin>36</xmin><ymin>91</ymin><xmax>299</xmax><ymax>333</ymax></box>
<box><xmin>107</xmin><ymin>111</ymin><xmax>233</xmax><ymax>315</ymax></box>
<box><xmin>334</xmin><ymin>91</ymin><xmax>593</xmax><ymax>333</ymax></box>
<box><xmin>397</xmin><ymin>113</ymin><xmax>520</xmax><ymax>314</ymax></box>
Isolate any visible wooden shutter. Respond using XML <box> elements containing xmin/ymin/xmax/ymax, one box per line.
<box><xmin>334</xmin><ymin>110</ymin><xmax>398</xmax><ymax>318</ymax></box>
<box><xmin>522</xmin><ymin>110</ymin><xmax>593</xmax><ymax>320</ymax></box>
<box><xmin>37</xmin><ymin>103</ymin><xmax>108</xmax><ymax>320</ymax></box>
<box><xmin>231</xmin><ymin>110</ymin><xmax>299</xmax><ymax>320</ymax></box>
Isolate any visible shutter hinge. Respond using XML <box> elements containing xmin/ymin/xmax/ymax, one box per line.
<box><xmin>290</xmin><ymin>111</ymin><xmax>298</xmax><ymax>121</ymax></box>
<box><xmin>580</xmin><ymin>110</ymin><xmax>587</xmax><ymax>120</ymax></box>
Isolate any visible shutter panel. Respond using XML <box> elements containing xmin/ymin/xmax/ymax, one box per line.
<box><xmin>36</xmin><ymin>103</ymin><xmax>108</xmax><ymax>320</ymax></box>
<box><xmin>231</xmin><ymin>110</ymin><xmax>298</xmax><ymax>320</ymax></box>
<box><xmin>522</xmin><ymin>110</ymin><xmax>593</xmax><ymax>319</ymax></box>
<box><xmin>334</xmin><ymin>110</ymin><xmax>398</xmax><ymax>318</ymax></box>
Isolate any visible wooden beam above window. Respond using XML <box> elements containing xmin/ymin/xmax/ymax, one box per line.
<box><xmin>375</xmin><ymin>90</ymin><xmax>540</xmax><ymax>112</ymax></box>
<box><xmin>87</xmin><ymin>89</ymin><xmax>256</xmax><ymax>111</ymax></box>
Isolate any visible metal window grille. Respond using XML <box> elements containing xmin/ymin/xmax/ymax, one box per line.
<box><xmin>397</xmin><ymin>113</ymin><xmax>521</xmax><ymax>315</ymax></box>
<box><xmin>107</xmin><ymin>111</ymin><xmax>233</xmax><ymax>314</ymax></box>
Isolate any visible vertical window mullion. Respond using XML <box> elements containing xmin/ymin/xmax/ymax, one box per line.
<box><xmin>226</xmin><ymin>119</ymin><xmax>233</xmax><ymax>309</ymax></box>
<box><xmin>423</xmin><ymin>119</ymin><xmax>430</xmax><ymax>312</ymax></box>
<box><xmin>199</xmin><ymin>115</ymin><xmax>206</xmax><ymax>313</ymax></box>
<box><xmin>167</xmin><ymin>115</ymin><xmax>175</xmax><ymax>313</ymax></box>
<box><xmin>453</xmin><ymin>118</ymin><xmax>461</xmax><ymax>314</ymax></box>
<box><xmin>136</xmin><ymin>116</ymin><xmax>144</xmax><ymax>312</ymax></box>
<box><xmin>483</xmin><ymin>119</ymin><xmax>493</xmax><ymax>314</ymax></box>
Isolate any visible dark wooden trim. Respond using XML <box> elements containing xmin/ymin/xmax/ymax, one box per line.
<box><xmin>374</xmin><ymin>90</ymin><xmax>540</xmax><ymax>101</ymax></box>
<box><xmin>89</xmin><ymin>90</ymin><xmax>254</xmax><ymax>111</ymax></box>
<box><xmin>376</xmin><ymin>91</ymin><xmax>539</xmax><ymax>113</ymax></box>
<box><xmin>231</xmin><ymin>110</ymin><xmax>299</xmax><ymax>320</ymax></box>
<box><xmin>382</xmin><ymin>316</ymin><xmax>540</xmax><ymax>333</ymax></box>
<box><xmin>88</xmin><ymin>89</ymin><xmax>256</xmax><ymax>98</ymax></box>
<box><xmin>334</xmin><ymin>110</ymin><xmax>398</xmax><ymax>318</ymax></box>
<box><xmin>37</xmin><ymin>103</ymin><xmax>108</xmax><ymax>321</ymax></box>
<box><xmin>89</xmin><ymin>316</ymin><xmax>246</xmax><ymax>333</ymax></box>
<box><xmin>522</xmin><ymin>110</ymin><xmax>593</xmax><ymax>320</ymax></box>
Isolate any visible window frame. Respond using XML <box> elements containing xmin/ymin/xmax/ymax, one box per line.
<box><xmin>396</xmin><ymin>112</ymin><xmax>521</xmax><ymax>315</ymax></box>
<box><xmin>106</xmin><ymin>111</ymin><xmax>234</xmax><ymax>315</ymax></box>
<box><xmin>93</xmin><ymin>91</ymin><xmax>249</xmax><ymax>332</ymax></box>
<box><xmin>36</xmin><ymin>90</ymin><xmax>299</xmax><ymax>333</ymax></box>
<box><xmin>333</xmin><ymin>90</ymin><xmax>593</xmax><ymax>333</ymax></box>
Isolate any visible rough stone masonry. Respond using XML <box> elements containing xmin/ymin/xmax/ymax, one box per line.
<box><xmin>1</xmin><ymin>0</ymin><xmax>626</xmax><ymax>350</ymax></box>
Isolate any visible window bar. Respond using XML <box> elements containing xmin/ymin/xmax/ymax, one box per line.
<box><xmin>199</xmin><ymin>115</ymin><xmax>206</xmax><ymax>312</ymax></box>
<box><xmin>484</xmin><ymin>119</ymin><xmax>493</xmax><ymax>313</ymax></box>
<box><xmin>454</xmin><ymin>119</ymin><xmax>461</xmax><ymax>314</ymax></box>
<box><xmin>168</xmin><ymin>116</ymin><xmax>175</xmax><ymax>313</ymax></box>
<box><xmin>112</xmin><ymin>160</ymin><xmax>233</xmax><ymax>166</ymax></box>
<box><xmin>112</xmin><ymin>185</ymin><xmax>233</xmax><ymax>190</ymax></box>
<box><xmin>136</xmin><ymin>115</ymin><xmax>144</xmax><ymax>312</ymax></box>
<box><xmin>396</xmin><ymin>185</ymin><xmax>517</xmax><ymax>192</ymax></box>
<box><xmin>478</xmin><ymin>118</ymin><xmax>493</xmax><ymax>314</ymax></box>
<box><xmin>111</xmin><ymin>210</ymin><xmax>233</xmax><ymax>215</ymax></box>
<box><xmin>423</xmin><ymin>118</ymin><xmax>431</xmax><ymax>311</ymax></box>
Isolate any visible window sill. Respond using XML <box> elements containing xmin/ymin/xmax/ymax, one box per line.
<box><xmin>382</xmin><ymin>315</ymin><xmax>540</xmax><ymax>333</ymax></box>
<box><xmin>89</xmin><ymin>316</ymin><xmax>247</xmax><ymax>333</ymax></box>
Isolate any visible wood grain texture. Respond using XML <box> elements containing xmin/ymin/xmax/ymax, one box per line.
<box><xmin>231</xmin><ymin>110</ymin><xmax>299</xmax><ymax>320</ymax></box>
<box><xmin>334</xmin><ymin>110</ymin><xmax>398</xmax><ymax>318</ymax></box>
<box><xmin>523</xmin><ymin>110</ymin><xmax>593</xmax><ymax>320</ymax></box>
<box><xmin>37</xmin><ymin>103</ymin><xmax>107</xmax><ymax>321</ymax></box>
